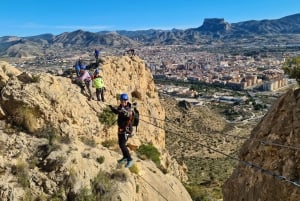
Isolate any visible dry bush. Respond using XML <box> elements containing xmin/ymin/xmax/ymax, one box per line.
<box><xmin>131</xmin><ymin>89</ymin><xmax>142</xmax><ymax>100</ymax></box>
<box><xmin>13</xmin><ymin>106</ymin><xmax>40</xmax><ymax>133</ymax></box>
<box><xmin>12</xmin><ymin>160</ymin><xmax>30</xmax><ymax>188</ymax></box>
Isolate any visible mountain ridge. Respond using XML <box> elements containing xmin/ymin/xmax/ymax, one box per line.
<box><xmin>1</xmin><ymin>13</ymin><xmax>300</xmax><ymax>58</ymax></box>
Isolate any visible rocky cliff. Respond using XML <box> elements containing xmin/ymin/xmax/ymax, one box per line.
<box><xmin>222</xmin><ymin>88</ymin><xmax>300</xmax><ymax>201</ymax></box>
<box><xmin>0</xmin><ymin>58</ymin><xmax>191</xmax><ymax>201</ymax></box>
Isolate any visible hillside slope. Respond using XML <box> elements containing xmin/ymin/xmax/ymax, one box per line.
<box><xmin>0</xmin><ymin>58</ymin><xmax>191</xmax><ymax>201</ymax></box>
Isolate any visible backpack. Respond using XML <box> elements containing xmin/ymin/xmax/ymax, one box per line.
<box><xmin>131</xmin><ymin>104</ymin><xmax>139</xmax><ymax>132</ymax></box>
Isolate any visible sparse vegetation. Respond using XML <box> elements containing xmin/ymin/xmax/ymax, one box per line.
<box><xmin>131</xmin><ymin>89</ymin><xmax>142</xmax><ymax>100</ymax></box>
<box><xmin>13</xmin><ymin>105</ymin><xmax>40</xmax><ymax>133</ymax></box>
<box><xmin>39</xmin><ymin>124</ymin><xmax>59</xmax><ymax>145</ymax></box>
<box><xmin>32</xmin><ymin>74</ymin><xmax>41</xmax><ymax>83</ymax></box>
<box><xmin>157</xmin><ymin>164</ymin><xmax>168</xmax><ymax>174</ymax></box>
<box><xmin>111</xmin><ymin>169</ymin><xmax>128</xmax><ymax>181</ymax></box>
<box><xmin>12</xmin><ymin>161</ymin><xmax>30</xmax><ymax>188</ymax></box>
<box><xmin>283</xmin><ymin>56</ymin><xmax>300</xmax><ymax>85</ymax></box>
<box><xmin>98</xmin><ymin>107</ymin><xmax>116</xmax><ymax>126</ymax></box>
<box><xmin>91</xmin><ymin>170</ymin><xmax>116</xmax><ymax>200</ymax></box>
<box><xmin>21</xmin><ymin>189</ymin><xmax>48</xmax><ymax>201</ymax></box>
<box><xmin>1</xmin><ymin>65</ymin><xmax>6</xmax><ymax>72</ymax></box>
<box><xmin>80</xmin><ymin>136</ymin><xmax>97</xmax><ymax>147</ymax></box>
<box><xmin>50</xmin><ymin>187</ymin><xmax>65</xmax><ymax>201</ymax></box>
<box><xmin>129</xmin><ymin>164</ymin><xmax>139</xmax><ymax>174</ymax></box>
<box><xmin>115</xmin><ymin>93</ymin><xmax>120</xmax><ymax>101</ymax></box>
<box><xmin>101</xmin><ymin>139</ymin><xmax>117</xmax><ymax>148</ymax></box>
<box><xmin>21</xmin><ymin>189</ymin><xmax>34</xmax><ymax>201</ymax></box>
<box><xmin>137</xmin><ymin>144</ymin><xmax>161</xmax><ymax>165</ymax></box>
<box><xmin>96</xmin><ymin>156</ymin><xmax>105</xmax><ymax>164</ymax></box>
<box><xmin>185</xmin><ymin>184</ymin><xmax>212</xmax><ymax>201</ymax></box>
<box><xmin>75</xmin><ymin>187</ymin><xmax>95</xmax><ymax>201</ymax></box>
<box><xmin>146</xmin><ymin>91</ymin><xmax>152</xmax><ymax>98</ymax></box>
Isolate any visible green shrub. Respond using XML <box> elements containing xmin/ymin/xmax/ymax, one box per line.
<box><xmin>101</xmin><ymin>139</ymin><xmax>117</xmax><ymax>148</ymax></box>
<box><xmin>129</xmin><ymin>164</ymin><xmax>139</xmax><ymax>174</ymax></box>
<box><xmin>283</xmin><ymin>56</ymin><xmax>300</xmax><ymax>85</ymax></box>
<box><xmin>184</xmin><ymin>184</ymin><xmax>210</xmax><ymax>201</ymax></box>
<box><xmin>96</xmin><ymin>156</ymin><xmax>105</xmax><ymax>164</ymax></box>
<box><xmin>98</xmin><ymin>107</ymin><xmax>116</xmax><ymax>126</ymax></box>
<box><xmin>184</xmin><ymin>183</ymin><xmax>222</xmax><ymax>201</ymax></box>
<box><xmin>137</xmin><ymin>144</ymin><xmax>161</xmax><ymax>165</ymax></box>
<box><xmin>32</xmin><ymin>74</ymin><xmax>41</xmax><ymax>83</ymax></box>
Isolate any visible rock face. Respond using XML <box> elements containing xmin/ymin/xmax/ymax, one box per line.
<box><xmin>197</xmin><ymin>18</ymin><xmax>231</xmax><ymax>33</ymax></box>
<box><xmin>222</xmin><ymin>89</ymin><xmax>300</xmax><ymax>201</ymax></box>
<box><xmin>0</xmin><ymin>58</ymin><xmax>191</xmax><ymax>201</ymax></box>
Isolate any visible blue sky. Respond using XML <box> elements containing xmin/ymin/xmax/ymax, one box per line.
<box><xmin>1</xmin><ymin>0</ymin><xmax>299</xmax><ymax>37</ymax></box>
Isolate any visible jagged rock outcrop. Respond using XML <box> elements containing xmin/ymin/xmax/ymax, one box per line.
<box><xmin>197</xmin><ymin>18</ymin><xmax>231</xmax><ymax>33</ymax></box>
<box><xmin>222</xmin><ymin>88</ymin><xmax>300</xmax><ymax>201</ymax></box>
<box><xmin>0</xmin><ymin>58</ymin><xmax>191</xmax><ymax>201</ymax></box>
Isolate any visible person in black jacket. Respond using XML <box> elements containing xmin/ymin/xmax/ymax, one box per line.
<box><xmin>109</xmin><ymin>93</ymin><xmax>134</xmax><ymax>168</ymax></box>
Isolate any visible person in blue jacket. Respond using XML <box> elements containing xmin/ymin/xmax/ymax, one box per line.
<box><xmin>94</xmin><ymin>48</ymin><xmax>100</xmax><ymax>63</ymax></box>
<box><xmin>74</xmin><ymin>57</ymin><xmax>84</xmax><ymax>77</ymax></box>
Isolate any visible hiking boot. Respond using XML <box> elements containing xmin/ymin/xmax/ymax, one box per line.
<box><xmin>117</xmin><ymin>158</ymin><xmax>127</xmax><ymax>164</ymax></box>
<box><xmin>125</xmin><ymin>160</ymin><xmax>134</xmax><ymax>168</ymax></box>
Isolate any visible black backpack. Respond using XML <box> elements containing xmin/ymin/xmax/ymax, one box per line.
<box><xmin>131</xmin><ymin>104</ymin><xmax>139</xmax><ymax>132</ymax></box>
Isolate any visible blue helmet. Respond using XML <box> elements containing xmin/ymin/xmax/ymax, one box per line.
<box><xmin>120</xmin><ymin>93</ymin><xmax>128</xmax><ymax>101</ymax></box>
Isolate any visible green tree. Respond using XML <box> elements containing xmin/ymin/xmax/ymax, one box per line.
<box><xmin>283</xmin><ymin>56</ymin><xmax>300</xmax><ymax>85</ymax></box>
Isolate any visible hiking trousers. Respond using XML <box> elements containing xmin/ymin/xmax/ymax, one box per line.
<box><xmin>96</xmin><ymin>87</ymin><xmax>105</xmax><ymax>101</ymax></box>
<box><xmin>118</xmin><ymin>132</ymin><xmax>132</xmax><ymax>161</ymax></box>
<box><xmin>85</xmin><ymin>80</ymin><xmax>93</xmax><ymax>100</ymax></box>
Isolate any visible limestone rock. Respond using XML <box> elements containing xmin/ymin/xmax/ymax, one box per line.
<box><xmin>222</xmin><ymin>89</ymin><xmax>300</xmax><ymax>201</ymax></box>
<box><xmin>0</xmin><ymin>58</ymin><xmax>192</xmax><ymax>201</ymax></box>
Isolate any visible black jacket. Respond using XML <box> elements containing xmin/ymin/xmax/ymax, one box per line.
<box><xmin>110</xmin><ymin>102</ymin><xmax>132</xmax><ymax>129</ymax></box>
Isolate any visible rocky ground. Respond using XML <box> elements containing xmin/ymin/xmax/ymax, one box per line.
<box><xmin>160</xmin><ymin>95</ymin><xmax>259</xmax><ymax>200</ymax></box>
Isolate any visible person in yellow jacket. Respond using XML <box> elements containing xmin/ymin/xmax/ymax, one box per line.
<box><xmin>93</xmin><ymin>73</ymin><xmax>105</xmax><ymax>102</ymax></box>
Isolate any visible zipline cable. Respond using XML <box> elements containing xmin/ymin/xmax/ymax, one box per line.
<box><xmin>140</xmin><ymin>118</ymin><xmax>300</xmax><ymax>188</ymax></box>
<box><xmin>137</xmin><ymin>175</ymin><xmax>169</xmax><ymax>201</ymax></box>
<box><xmin>139</xmin><ymin>114</ymin><xmax>300</xmax><ymax>151</ymax></box>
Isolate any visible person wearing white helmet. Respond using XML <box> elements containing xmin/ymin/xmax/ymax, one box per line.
<box><xmin>109</xmin><ymin>93</ymin><xmax>134</xmax><ymax>168</ymax></box>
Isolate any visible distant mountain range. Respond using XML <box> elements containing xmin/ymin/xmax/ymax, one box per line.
<box><xmin>1</xmin><ymin>13</ymin><xmax>300</xmax><ymax>58</ymax></box>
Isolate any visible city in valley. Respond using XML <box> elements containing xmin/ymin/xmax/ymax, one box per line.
<box><xmin>8</xmin><ymin>44</ymin><xmax>299</xmax><ymax>122</ymax></box>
